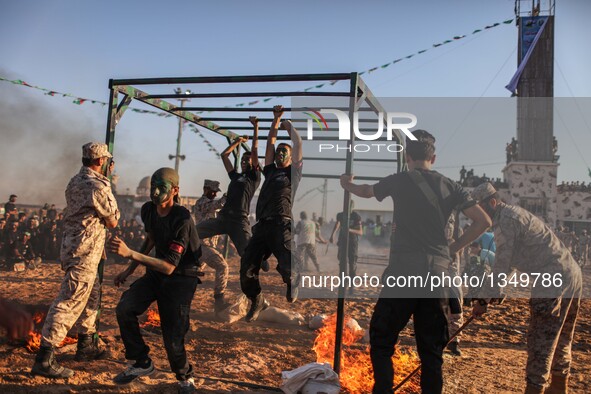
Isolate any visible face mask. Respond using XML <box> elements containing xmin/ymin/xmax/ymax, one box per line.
<box><xmin>275</xmin><ymin>148</ymin><xmax>290</xmax><ymax>166</ymax></box>
<box><xmin>241</xmin><ymin>156</ymin><xmax>252</xmax><ymax>172</ymax></box>
<box><xmin>150</xmin><ymin>180</ymin><xmax>173</xmax><ymax>205</ymax></box>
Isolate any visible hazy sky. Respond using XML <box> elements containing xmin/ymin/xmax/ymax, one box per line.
<box><xmin>1</xmin><ymin>0</ymin><xmax>589</xmax><ymax>217</ymax></box>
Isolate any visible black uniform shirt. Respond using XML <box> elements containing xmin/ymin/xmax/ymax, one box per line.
<box><xmin>373</xmin><ymin>169</ymin><xmax>475</xmax><ymax>258</ymax></box>
<box><xmin>140</xmin><ymin>202</ymin><xmax>202</xmax><ymax>273</ymax></box>
<box><xmin>219</xmin><ymin>168</ymin><xmax>261</xmax><ymax>218</ymax></box>
<box><xmin>256</xmin><ymin>162</ymin><xmax>303</xmax><ymax>220</ymax></box>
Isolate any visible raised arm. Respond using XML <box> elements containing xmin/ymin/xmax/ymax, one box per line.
<box><xmin>221</xmin><ymin>135</ymin><xmax>248</xmax><ymax>173</ymax></box>
<box><xmin>281</xmin><ymin>119</ymin><xmax>303</xmax><ymax>164</ymax></box>
<box><xmin>249</xmin><ymin>116</ymin><xmax>260</xmax><ymax>170</ymax></box>
<box><xmin>340</xmin><ymin>174</ymin><xmax>375</xmax><ymax>199</ymax></box>
<box><xmin>265</xmin><ymin>105</ymin><xmax>284</xmax><ymax>166</ymax></box>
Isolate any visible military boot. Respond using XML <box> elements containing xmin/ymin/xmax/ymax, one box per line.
<box><xmin>245</xmin><ymin>294</ymin><xmax>269</xmax><ymax>322</ymax></box>
<box><xmin>545</xmin><ymin>374</ymin><xmax>568</xmax><ymax>394</ymax></box>
<box><xmin>31</xmin><ymin>345</ymin><xmax>74</xmax><ymax>378</ymax></box>
<box><xmin>447</xmin><ymin>341</ymin><xmax>462</xmax><ymax>356</ymax></box>
<box><xmin>75</xmin><ymin>334</ymin><xmax>109</xmax><ymax>361</ymax></box>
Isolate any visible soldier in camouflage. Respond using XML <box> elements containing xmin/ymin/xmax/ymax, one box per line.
<box><xmin>472</xmin><ymin>183</ymin><xmax>582</xmax><ymax>394</ymax></box>
<box><xmin>192</xmin><ymin>180</ymin><xmax>229</xmax><ymax>312</ymax></box>
<box><xmin>32</xmin><ymin>142</ymin><xmax>119</xmax><ymax>379</ymax></box>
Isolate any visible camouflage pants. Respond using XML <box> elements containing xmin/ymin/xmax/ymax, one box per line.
<box><xmin>201</xmin><ymin>245</ymin><xmax>228</xmax><ymax>296</ymax></box>
<box><xmin>527</xmin><ymin>289</ymin><xmax>582</xmax><ymax>387</ymax></box>
<box><xmin>41</xmin><ymin>267</ymin><xmax>100</xmax><ymax>347</ymax></box>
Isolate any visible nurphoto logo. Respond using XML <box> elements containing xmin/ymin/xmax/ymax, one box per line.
<box><xmin>304</xmin><ymin>109</ymin><xmax>417</xmax><ymax>153</ymax></box>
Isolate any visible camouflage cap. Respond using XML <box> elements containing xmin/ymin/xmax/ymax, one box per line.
<box><xmin>152</xmin><ymin>168</ymin><xmax>179</xmax><ymax>187</ymax></box>
<box><xmin>471</xmin><ymin>182</ymin><xmax>497</xmax><ymax>203</ymax></box>
<box><xmin>204</xmin><ymin>179</ymin><xmax>221</xmax><ymax>192</ymax></box>
<box><xmin>82</xmin><ymin>142</ymin><xmax>112</xmax><ymax>159</ymax></box>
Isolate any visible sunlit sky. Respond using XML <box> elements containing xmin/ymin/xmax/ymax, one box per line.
<box><xmin>1</xmin><ymin>0</ymin><xmax>589</xmax><ymax>217</ymax></box>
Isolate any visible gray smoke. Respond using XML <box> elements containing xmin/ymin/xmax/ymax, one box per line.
<box><xmin>0</xmin><ymin>73</ymin><xmax>100</xmax><ymax>207</ymax></box>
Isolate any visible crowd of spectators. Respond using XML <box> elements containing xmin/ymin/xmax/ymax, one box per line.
<box><xmin>1</xmin><ymin>194</ymin><xmax>146</xmax><ymax>270</ymax></box>
<box><xmin>1</xmin><ymin>196</ymin><xmax>63</xmax><ymax>270</ymax></box>
<box><xmin>557</xmin><ymin>181</ymin><xmax>591</xmax><ymax>193</ymax></box>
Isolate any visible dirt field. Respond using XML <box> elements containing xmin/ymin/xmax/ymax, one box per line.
<box><xmin>0</xmin><ymin>256</ymin><xmax>590</xmax><ymax>393</ymax></box>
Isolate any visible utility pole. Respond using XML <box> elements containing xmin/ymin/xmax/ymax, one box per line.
<box><xmin>321</xmin><ymin>178</ymin><xmax>328</xmax><ymax>220</ymax></box>
<box><xmin>168</xmin><ymin>87</ymin><xmax>191</xmax><ymax>172</ymax></box>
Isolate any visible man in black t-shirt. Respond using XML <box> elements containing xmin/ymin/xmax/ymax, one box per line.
<box><xmin>330</xmin><ymin>201</ymin><xmax>363</xmax><ymax>278</ymax></box>
<box><xmin>109</xmin><ymin>168</ymin><xmax>202</xmax><ymax>392</ymax></box>
<box><xmin>197</xmin><ymin>121</ymin><xmax>261</xmax><ymax>258</ymax></box>
<box><xmin>240</xmin><ymin>105</ymin><xmax>303</xmax><ymax>322</ymax></box>
<box><xmin>340</xmin><ymin>130</ymin><xmax>490</xmax><ymax>394</ymax></box>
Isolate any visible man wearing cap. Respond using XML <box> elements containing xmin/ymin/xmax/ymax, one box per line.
<box><xmin>240</xmin><ymin>105</ymin><xmax>303</xmax><ymax>322</ymax></box>
<box><xmin>192</xmin><ymin>179</ymin><xmax>230</xmax><ymax>313</ymax></box>
<box><xmin>340</xmin><ymin>130</ymin><xmax>491</xmax><ymax>394</ymax></box>
<box><xmin>109</xmin><ymin>167</ymin><xmax>202</xmax><ymax>393</ymax></box>
<box><xmin>471</xmin><ymin>182</ymin><xmax>582</xmax><ymax>394</ymax></box>
<box><xmin>32</xmin><ymin>142</ymin><xmax>119</xmax><ymax>378</ymax></box>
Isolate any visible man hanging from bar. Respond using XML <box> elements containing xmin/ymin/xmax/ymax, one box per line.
<box><xmin>196</xmin><ymin>118</ymin><xmax>263</xmax><ymax>313</ymax></box>
<box><xmin>240</xmin><ymin>105</ymin><xmax>303</xmax><ymax>322</ymax></box>
<box><xmin>109</xmin><ymin>168</ymin><xmax>203</xmax><ymax>393</ymax></box>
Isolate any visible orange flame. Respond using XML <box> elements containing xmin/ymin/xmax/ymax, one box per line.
<box><xmin>26</xmin><ymin>331</ymin><xmax>42</xmax><ymax>353</ymax></box>
<box><xmin>313</xmin><ymin>314</ymin><xmax>421</xmax><ymax>393</ymax></box>
<box><xmin>140</xmin><ymin>308</ymin><xmax>161</xmax><ymax>328</ymax></box>
<box><xmin>25</xmin><ymin>311</ymin><xmax>78</xmax><ymax>353</ymax></box>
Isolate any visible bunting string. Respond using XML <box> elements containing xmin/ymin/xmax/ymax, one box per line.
<box><xmin>0</xmin><ymin>18</ymin><xmax>513</xmax><ymax>157</ymax></box>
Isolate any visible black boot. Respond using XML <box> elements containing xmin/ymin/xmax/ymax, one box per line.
<box><xmin>214</xmin><ymin>293</ymin><xmax>231</xmax><ymax>314</ymax></box>
<box><xmin>447</xmin><ymin>341</ymin><xmax>462</xmax><ymax>356</ymax></box>
<box><xmin>31</xmin><ymin>345</ymin><xmax>74</xmax><ymax>378</ymax></box>
<box><xmin>245</xmin><ymin>294</ymin><xmax>269</xmax><ymax>322</ymax></box>
<box><xmin>75</xmin><ymin>334</ymin><xmax>109</xmax><ymax>361</ymax></box>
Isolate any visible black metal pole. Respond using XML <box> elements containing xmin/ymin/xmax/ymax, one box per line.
<box><xmin>333</xmin><ymin>72</ymin><xmax>359</xmax><ymax>374</ymax></box>
<box><xmin>110</xmin><ymin>72</ymin><xmax>352</xmax><ymax>86</ymax></box>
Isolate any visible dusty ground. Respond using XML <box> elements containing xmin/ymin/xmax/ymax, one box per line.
<box><xmin>0</xmin><ymin>256</ymin><xmax>590</xmax><ymax>393</ymax></box>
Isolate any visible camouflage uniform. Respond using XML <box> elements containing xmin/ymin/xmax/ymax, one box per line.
<box><xmin>490</xmin><ymin>202</ymin><xmax>582</xmax><ymax>389</ymax></box>
<box><xmin>41</xmin><ymin>160</ymin><xmax>119</xmax><ymax>348</ymax></box>
<box><xmin>192</xmin><ymin>193</ymin><xmax>228</xmax><ymax>296</ymax></box>
<box><xmin>444</xmin><ymin>211</ymin><xmax>463</xmax><ymax>345</ymax></box>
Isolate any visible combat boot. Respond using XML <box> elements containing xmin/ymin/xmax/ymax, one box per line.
<box><xmin>245</xmin><ymin>294</ymin><xmax>269</xmax><ymax>322</ymax></box>
<box><xmin>213</xmin><ymin>293</ymin><xmax>231</xmax><ymax>314</ymax></box>
<box><xmin>524</xmin><ymin>383</ymin><xmax>545</xmax><ymax>394</ymax></box>
<box><xmin>75</xmin><ymin>334</ymin><xmax>109</xmax><ymax>361</ymax></box>
<box><xmin>31</xmin><ymin>345</ymin><xmax>74</xmax><ymax>378</ymax></box>
<box><xmin>545</xmin><ymin>374</ymin><xmax>568</xmax><ymax>394</ymax></box>
<box><xmin>447</xmin><ymin>341</ymin><xmax>462</xmax><ymax>356</ymax></box>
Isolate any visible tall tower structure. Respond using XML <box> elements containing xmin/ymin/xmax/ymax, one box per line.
<box><xmin>503</xmin><ymin>0</ymin><xmax>558</xmax><ymax>224</ymax></box>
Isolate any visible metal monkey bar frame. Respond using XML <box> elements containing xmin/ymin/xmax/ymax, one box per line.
<box><xmin>104</xmin><ymin>72</ymin><xmax>405</xmax><ymax>387</ymax></box>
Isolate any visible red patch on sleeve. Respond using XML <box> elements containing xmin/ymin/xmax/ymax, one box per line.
<box><xmin>169</xmin><ymin>242</ymin><xmax>185</xmax><ymax>254</ymax></box>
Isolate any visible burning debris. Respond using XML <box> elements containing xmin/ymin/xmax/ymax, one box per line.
<box><xmin>312</xmin><ymin>314</ymin><xmax>421</xmax><ymax>393</ymax></box>
<box><xmin>26</xmin><ymin>311</ymin><xmax>78</xmax><ymax>353</ymax></box>
<box><xmin>140</xmin><ymin>308</ymin><xmax>161</xmax><ymax>328</ymax></box>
